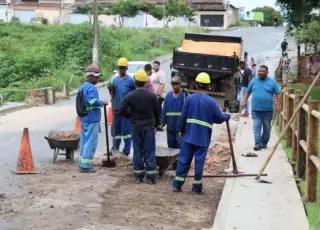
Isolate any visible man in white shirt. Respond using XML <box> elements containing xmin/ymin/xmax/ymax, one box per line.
<box><xmin>244</xmin><ymin>51</ymin><xmax>255</xmax><ymax>71</ymax></box>
<box><xmin>150</xmin><ymin>60</ymin><xmax>166</xmax><ymax>112</ymax></box>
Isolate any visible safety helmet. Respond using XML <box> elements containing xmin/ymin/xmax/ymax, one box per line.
<box><xmin>195</xmin><ymin>72</ymin><xmax>210</xmax><ymax>84</ymax></box>
<box><xmin>171</xmin><ymin>76</ymin><xmax>181</xmax><ymax>84</ymax></box>
<box><xmin>134</xmin><ymin>70</ymin><xmax>148</xmax><ymax>82</ymax></box>
<box><xmin>117</xmin><ymin>57</ymin><xmax>128</xmax><ymax>67</ymax></box>
<box><xmin>86</xmin><ymin>64</ymin><xmax>101</xmax><ymax>77</ymax></box>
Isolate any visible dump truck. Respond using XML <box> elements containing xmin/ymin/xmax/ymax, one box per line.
<box><xmin>171</xmin><ymin>33</ymin><xmax>243</xmax><ymax>112</ymax></box>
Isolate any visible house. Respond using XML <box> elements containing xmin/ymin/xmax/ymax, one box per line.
<box><xmin>154</xmin><ymin>0</ymin><xmax>240</xmax><ymax>29</ymax></box>
<box><xmin>0</xmin><ymin>0</ymin><xmax>8</xmax><ymax>22</ymax></box>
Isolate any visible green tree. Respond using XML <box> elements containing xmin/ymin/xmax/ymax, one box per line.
<box><xmin>294</xmin><ymin>20</ymin><xmax>320</xmax><ymax>54</ymax></box>
<box><xmin>108</xmin><ymin>0</ymin><xmax>139</xmax><ymax>27</ymax></box>
<box><xmin>73</xmin><ymin>3</ymin><xmax>110</xmax><ymax>23</ymax></box>
<box><xmin>157</xmin><ymin>0</ymin><xmax>195</xmax><ymax>27</ymax></box>
<box><xmin>252</xmin><ymin>6</ymin><xmax>284</xmax><ymax>26</ymax></box>
<box><xmin>276</xmin><ymin>0</ymin><xmax>320</xmax><ymax>30</ymax></box>
<box><xmin>136</xmin><ymin>2</ymin><xmax>163</xmax><ymax>21</ymax></box>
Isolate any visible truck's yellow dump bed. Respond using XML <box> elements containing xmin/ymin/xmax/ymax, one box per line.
<box><xmin>180</xmin><ymin>39</ymin><xmax>242</xmax><ymax>57</ymax></box>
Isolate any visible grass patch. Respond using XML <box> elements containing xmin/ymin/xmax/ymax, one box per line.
<box><xmin>0</xmin><ymin>23</ymin><xmax>204</xmax><ymax>101</ymax></box>
<box><xmin>276</xmin><ymin>127</ymin><xmax>320</xmax><ymax>230</ymax></box>
<box><xmin>290</xmin><ymin>83</ymin><xmax>320</xmax><ymax>101</ymax></box>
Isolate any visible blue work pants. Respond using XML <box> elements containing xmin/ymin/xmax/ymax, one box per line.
<box><xmin>167</xmin><ymin>130</ymin><xmax>181</xmax><ymax>149</ymax></box>
<box><xmin>114</xmin><ymin>114</ymin><xmax>131</xmax><ymax>155</ymax></box>
<box><xmin>132</xmin><ymin>128</ymin><xmax>156</xmax><ymax>182</ymax></box>
<box><xmin>79</xmin><ymin>122</ymin><xmax>99</xmax><ymax>169</ymax></box>
<box><xmin>173</xmin><ymin>142</ymin><xmax>208</xmax><ymax>193</ymax></box>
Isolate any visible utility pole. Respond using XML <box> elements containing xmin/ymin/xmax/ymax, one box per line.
<box><xmin>162</xmin><ymin>1</ymin><xmax>166</xmax><ymax>28</ymax></box>
<box><xmin>92</xmin><ymin>0</ymin><xmax>99</xmax><ymax>66</ymax></box>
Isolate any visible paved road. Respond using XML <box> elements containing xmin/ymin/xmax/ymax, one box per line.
<box><xmin>0</xmin><ymin>27</ymin><xmax>285</xmax><ymax>195</ymax></box>
<box><xmin>212</xmin><ymin>26</ymin><xmax>286</xmax><ymax>71</ymax></box>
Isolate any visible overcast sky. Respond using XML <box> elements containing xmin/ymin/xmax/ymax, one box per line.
<box><xmin>229</xmin><ymin>0</ymin><xmax>277</xmax><ymax>10</ymax></box>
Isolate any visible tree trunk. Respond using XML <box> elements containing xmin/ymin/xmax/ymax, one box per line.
<box><xmin>92</xmin><ymin>0</ymin><xmax>99</xmax><ymax>66</ymax></box>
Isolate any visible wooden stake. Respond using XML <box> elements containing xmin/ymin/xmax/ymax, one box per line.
<box><xmin>256</xmin><ymin>71</ymin><xmax>320</xmax><ymax>180</ymax></box>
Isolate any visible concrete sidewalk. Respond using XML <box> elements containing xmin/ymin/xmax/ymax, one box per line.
<box><xmin>212</xmin><ymin>116</ymin><xmax>309</xmax><ymax>230</ymax></box>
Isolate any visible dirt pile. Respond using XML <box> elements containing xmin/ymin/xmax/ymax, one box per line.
<box><xmin>47</xmin><ymin>131</ymin><xmax>80</xmax><ymax>141</ymax></box>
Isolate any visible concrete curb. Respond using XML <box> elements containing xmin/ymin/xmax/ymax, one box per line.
<box><xmin>0</xmin><ymin>104</ymin><xmax>29</xmax><ymax>115</ymax></box>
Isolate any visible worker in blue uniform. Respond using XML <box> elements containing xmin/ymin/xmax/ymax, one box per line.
<box><xmin>120</xmin><ymin>71</ymin><xmax>160</xmax><ymax>184</ymax></box>
<box><xmin>171</xmin><ymin>72</ymin><xmax>231</xmax><ymax>194</ymax></box>
<box><xmin>78</xmin><ymin>64</ymin><xmax>108</xmax><ymax>173</ymax></box>
<box><xmin>159</xmin><ymin>76</ymin><xmax>185</xmax><ymax>149</ymax></box>
<box><xmin>109</xmin><ymin>58</ymin><xmax>136</xmax><ymax>156</ymax></box>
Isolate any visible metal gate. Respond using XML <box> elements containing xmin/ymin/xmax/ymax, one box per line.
<box><xmin>14</xmin><ymin>10</ymin><xmax>35</xmax><ymax>23</ymax></box>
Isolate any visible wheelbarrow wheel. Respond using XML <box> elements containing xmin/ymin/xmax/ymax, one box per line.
<box><xmin>53</xmin><ymin>148</ymin><xmax>59</xmax><ymax>163</ymax></box>
<box><xmin>66</xmin><ymin>149</ymin><xmax>73</xmax><ymax>160</ymax></box>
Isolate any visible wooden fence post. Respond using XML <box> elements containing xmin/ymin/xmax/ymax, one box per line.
<box><xmin>292</xmin><ymin>90</ymin><xmax>300</xmax><ymax>162</ymax></box>
<box><xmin>296</xmin><ymin>91</ymin><xmax>306</xmax><ymax>179</ymax></box>
<box><xmin>63</xmin><ymin>82</ymin><xmax>70</xmax><ymax>98</ymax></box>
<box><xmin>305</xmin><ymin>98</ymin><xmax>319</xmax><ymax>201</ymax></box>
<box><xmin>287</xmin><ymin>88</ymin><xmax>295</xmax><ymax>148</ymax></box>
<box><xmin>280</xmin><ymin>87</ymin><xmax>287</xmax><ymax>133</ymax></box>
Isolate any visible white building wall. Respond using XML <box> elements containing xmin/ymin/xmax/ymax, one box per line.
<box><xmin>0</xmin><ymin>5</ymin><xmax>8</xmax><ymax>22</ymax></box>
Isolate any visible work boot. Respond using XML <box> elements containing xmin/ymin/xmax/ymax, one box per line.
<box><xmin>134</xmin><ymin>177</ymin><xmax>143</xmax><ymax>184</ymax></box>
<box><xmin>192</xmin><ymin>190</ymin><xmax>206</xmax><ymax>195</ymax></box>
<box><xmin>146</xmin><ymin>179</ymin><xmax>156</xmax><ymax>185</ymax></box>
<box><xmin>170</xmin><ymin>179</ymin><xmax>182</xmax><ymax>192</ymax></box>
<box><xmin>120</xmin><ymin>151</ymin><xmax>129</xmax><ymax>158</ymax></box>
<box><xmin>253</xmin><ymin>146</ymin><xmax>261</xmax><ymax>151</ymax></box>
<box><xmin>79</xmin><ymin>168</ymin><xmax>96</xmax><ymax>173</ymax></box>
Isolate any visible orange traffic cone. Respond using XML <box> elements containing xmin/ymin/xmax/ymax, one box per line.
<box><xmin>15</xmin><ymin>128</ymin><xmax>36</xmax><ymax>174</ymax></box>
<box><xmin>74</xmin><ymin>116</ymin><xmax>81</xmax><ymax>133</ymax></box>
<box><xmin>107</xmin><ymin>106</ymin><xmax>113</xmax><ymax>125</ymax></box>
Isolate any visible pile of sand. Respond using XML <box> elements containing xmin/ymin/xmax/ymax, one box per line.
<box><xmin>181</xmin><ymin>39</ymin><xmax>241</xmax><ymax>57</ymax></box>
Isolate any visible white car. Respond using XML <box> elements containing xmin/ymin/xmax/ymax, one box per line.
<box><xmin>113</xmin><ymin>61</ymin><xmax>150</xmax><ymax>77</ymax></box>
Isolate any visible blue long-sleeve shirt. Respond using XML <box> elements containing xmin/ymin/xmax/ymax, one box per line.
<box><xmin>180</xmin><ymin>93</ymin><xmax>230</xmax><ymax>148</ymax></box>
<box><xmin>161</xmin><ymin>91</ymin><xmax>185</xmax><ymax>132</ymax></box>
<box><xmin>79</xmin><ymin>81</ymin><xmax>104</xmax><ymax>123</ymax></box>
<box><xmin>111</xmin><ymin>74</ymin><xmax>136</xmax><ymax>110</ymax></box>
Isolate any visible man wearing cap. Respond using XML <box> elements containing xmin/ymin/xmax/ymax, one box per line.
<box><xmin>159</xmin><ymin>76</ymin><xmax>185</xmax><ymax>149</ymax></box>
<box><xmin>78</xmin><ymin>64</ymin><xmax>108</xmax><ymax>173</ymax></box>
<box><xmin>119</xmin><ymin>71</ymin><xmax>160</xmax><ymax>184</ymax></box>
<box><xmin>171</xmin><ymin>72</ymin><xmax>231</xmax><ymax>194</ymax></box>
<box><xmin>109</xmin><ymin>57</ymin><xmax>136</xmax><ymax>157</ymax></box>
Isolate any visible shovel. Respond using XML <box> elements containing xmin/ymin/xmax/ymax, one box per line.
<box><xmin>102</xmin><ymin>105</ymin><xmax>116</xmax><ymax>168</ymax></box>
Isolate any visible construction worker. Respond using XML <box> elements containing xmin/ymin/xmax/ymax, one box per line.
<box><xmin>159</xmin><ymin>76</ymin><xmax>185</xmax><ymax>149</ymax></box>
<box><xmin>109</xmin><ymin>57</ymin><xmax>135</xmax><ymax>156</ymax></box>
<box><xmin>78</xmin><ymin>64</ymin><xmax>108</xmax><ymax>173</ymax></box>
<box><xmin>119</xmin><ymin>71</ymin><xmax>160</xmax><ymax>184</ymax></box>
<box><xmin>171</xmin><ymin>72</ymin><xmax>231</xmax><ymax>194</ymax></box>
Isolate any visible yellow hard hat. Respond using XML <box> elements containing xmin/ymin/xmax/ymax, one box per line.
<box><xmin>134</xmin><ymin>70</ymin><xmax>148</xmax><ymax>82</ymax></box>
<box><xmin>117</xmin><ymin>57</ymin><xmax>128</xmax><ymax>67</ymax></box>
<box><xmin>195</xmin><ymin>72</ymin><xmax>210</xmax><ymax>84</ymax></box>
